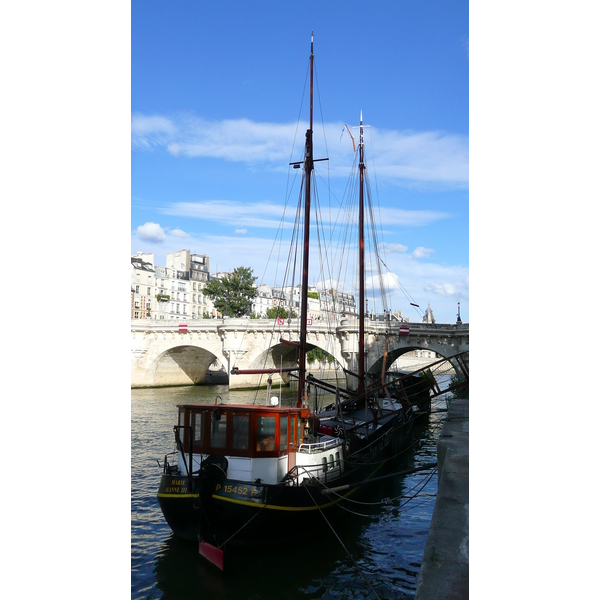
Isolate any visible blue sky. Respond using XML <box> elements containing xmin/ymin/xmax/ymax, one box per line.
<box><xmin>131</xmin><ymin>1</ymin><xmax>469</xmax><ymax>323</ymax></box>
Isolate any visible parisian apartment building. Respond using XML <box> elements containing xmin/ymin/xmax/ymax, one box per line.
<box><xmin>131</xmin><ymin>249</ymin><xmax>415</xmax><ymax>324</ymax></box>
<box><xmin>131</xmin><ymin>250</ymin><xmax>214</xmax><ymax>320</ymax></box>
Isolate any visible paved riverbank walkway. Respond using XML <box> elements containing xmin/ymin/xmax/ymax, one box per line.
<box><xmin>415</xmin><ymin>398</ymin><xmax>469</xmax><ymax>600</ymax></box>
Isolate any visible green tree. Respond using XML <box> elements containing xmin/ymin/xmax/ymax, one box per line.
<box><xmin>449</xmin><ymin>373</ymin><xmax>469</xmax><ymax>399</ymax></box>
<box><xmin>307</xmin><ymin>347</ymin><xmax>334</xmax><ymax>365</ymax></box>
<box><xmin>266</xmin><ymin>306</ymin><xmax>297</xmax><ymax>319</ymax></box>
<box><xmin>202</xmin><ymin>267</ymin><xmax>257</xmax><ymax>317</ymax></box>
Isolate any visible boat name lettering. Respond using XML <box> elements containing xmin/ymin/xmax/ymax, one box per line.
<box><xmin>216</xmin><ymin>484</ymin><xmax>251</xmax><ymax>495</ymax></box>
<box><xmin>215</xmin><ymin>483</ymin><xmax>262</xmax><ymax>499</ymax></box>
<box><xmin>162</xmin><ymin>479</ymin><xmax>188</xmax><ymax>493</ymax></box>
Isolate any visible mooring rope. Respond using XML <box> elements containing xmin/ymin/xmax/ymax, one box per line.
<box><xmin>304</xmin><ymin>484</ymin><xmax>383</xmax><ymax>600</ymax></box>
<box><xmin>316</xmin><ymin>463</ymin><xmax>438</xmax><ymax>509</ymax></box>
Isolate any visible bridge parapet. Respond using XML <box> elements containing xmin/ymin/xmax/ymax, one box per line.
<box><xmin>130</xmin><ymin>318</ymin><xmax>468</xmax><ymax>388</ymax></box>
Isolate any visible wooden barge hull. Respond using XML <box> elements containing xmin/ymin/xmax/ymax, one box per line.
<box><xmin>157</xmin><ymin>414</ymin><xmax>414</xmax><ymax>547</ymax></box>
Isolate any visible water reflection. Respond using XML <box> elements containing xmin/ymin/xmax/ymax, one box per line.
<box><xmin>132</xmin><ymin>384</ymin><xmax>444</xmax><ymax>600</ymax></box>
<box><xmin>152</xmin><ymin>505</ymin><xmax>395</xmax><ymax>600</ymax></box>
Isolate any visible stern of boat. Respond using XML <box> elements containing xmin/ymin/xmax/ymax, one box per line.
<box><xmin>156</xmin><ymin>463</ymin><xmax>201</xmax><ymax>542</ymax></box>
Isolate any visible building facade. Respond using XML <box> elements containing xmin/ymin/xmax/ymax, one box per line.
<box><xmin>131</xmin><ymin>249</ymin><xmax>216</xmax><ymax>320</ymax></box>
<box><xmin>318</xmin><ymin>288</ymin><xmax>357</xmax><ymax>319</ymax></box>
<box><xmin>252</xmin><ymin>283</ymin><xmax>274</xmax><ymax>317</ymax></box>
<box><xmin>190</xmin><ymin>253</ymin><xmax>211</xmax><ymax>318</ymax></box>
<box><xmin>131</xmin><ymin>254</ymin><xmax>155</xmax><ymax>319</ymax></box>
<box><xmin>131</xmin><ymin>250</ymin><xmax>365</xmax><ymax>322</ymax></box>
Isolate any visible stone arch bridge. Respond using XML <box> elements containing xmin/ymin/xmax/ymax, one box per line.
<box><xmin>131</xmin><ymin>318</ymin><xmax>469</xmax><ymax>390</ymax></box>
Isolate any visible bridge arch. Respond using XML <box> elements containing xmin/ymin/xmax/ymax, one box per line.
<box><xmin>131</xmin><ymin>323</ymin><xmax>227</xmax><ymax>387</ymax></box>
<box><xmin>227</xmin><ymin>336</ymin><xmax>345</xmax><ymax>390</ymax></box>
<box><xmin>150</xmin><ymin>345</ymin><xmax>220</xmax><ymax>387</ymax></box>
<box><xmin>368</xmin><ymin>344</ymin><xmax>440</xmax><ymax>372</ymax></box>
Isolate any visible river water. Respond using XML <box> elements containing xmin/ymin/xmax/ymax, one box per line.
<box><xmin>131</xmin><ymin>383</ymin><xmax>448</xmax><ymax>600</ymax></box>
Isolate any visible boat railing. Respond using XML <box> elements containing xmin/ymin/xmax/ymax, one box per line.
<box><xmin>345</xmin><ymin>424</ymin><xmax>397</xmax><ymax>465</ymax></box>
<box><xmin>173</xmin><ymin>425</ymin><xmax>194</xmax><ymax>482</ymax></box>
<box><xmin>281</xmin><ymin>462</ymin><xmax>343</xmax><ymax>486</ymax></box>
<box><xmin>158</xmin><ymin>450</ymin><xmax>179</xmax><ymax>475</ymax></box>
<box><xmin>298</xmin><ymin>435</ymin><xmax>342</xmax><ymax>454</ymax></box>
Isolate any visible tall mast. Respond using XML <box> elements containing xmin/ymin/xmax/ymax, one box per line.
<box><xmin>297</xmin><ymin>33</ymin><xmax>314</xmax><ymax>408</ymax></box>
<box><xmin>358</xmin><ymin>111</ymin><xmax>366</xmax><ymax>396</ymax></box>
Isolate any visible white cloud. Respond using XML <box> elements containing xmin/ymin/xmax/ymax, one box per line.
<box><xmin>424</xmin><ymin>282</ymin><xmax>458</xmax><ymax>297</ymax></box>
<box><xmin>136</xmin><ymin>222</ymin><xmax>165</xmax><ymax>243</ymax></box>
<box><xmin>161</xmin><ymin>200</ymin><xmax>447</xmax><ymax>231</ymax></box>
<box><xmin>378</xmin><ymin>208</ymin><xmax>449</xmax><ymax>226</ymax></box>
<box><xmin>165</xmin><ymin>117</ymin><xmax>299</xmax><ymax>164</ymax></box>
<box><xmin>162</xmin><ymin>200</ymin><xmax>293</xmax><ymax>230</ymax></box>
<box><xmin>235</xmin><ymin>228</ymin><xmax>247</xmax><ymax>234</ymax></box>
<box><xmin>368</xmin><ymin>128</ymin><xmax>468</xmax><ymax>185</ymax></box>
<box><xmin>170</xmin><ymin>228</ymin><xmax>190</xmax><ymax>238</ymax></box>
<box><xmin>132</xmin><ymin>113</ymin><xmax>468</xmax><ymax>187</ymax></box>
<box><xmin>131</xmin><ymin>114</ymin><xmax>176</xmax><ymax>150</ymax></box>
<box><xmin>411</xmin><ymin>246</ymin><xmax>435</xmax><ymax>259</ymax></box>
<box><xmin>383</xmin><ymin>242</ymin><xmax>408</xmax><ymax>253</ymax></box>
<box><xmin>365</xmin><ymin>271</ymin><xmax>402</xmax><ymax>291</ymax></box>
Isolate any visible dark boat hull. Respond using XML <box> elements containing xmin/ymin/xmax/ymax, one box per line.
<box><xmin>157</xmin><ymin>413</ymin><xmax>414</xmax><ymax>548</ymax></box>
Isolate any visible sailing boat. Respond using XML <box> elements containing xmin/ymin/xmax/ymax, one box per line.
<box><xmin>156</xmin><ymin>34</ymin><xmax>419</xmax><ymax>570</ymax></box>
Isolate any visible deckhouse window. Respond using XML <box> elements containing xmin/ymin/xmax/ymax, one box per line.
<box><xmin>232</xmin><ymin>414</ymin><xmax>249</xmax><ymax>450</ymax></box>
<box><xmin>210</xmin><ymin>411</ymin><xmax>227</xmax><ymax>449</ymax></box>
<box><xmin>178</xmin><ymin>410</ymin><xmax>185</xmax><ymax>444</ymax></box>
<box><xmin>193</xmin><ymin>412</ymin><xmax>204</xmax><ymax>445</ymax></box>
<box><xmin>256</xmin><ymin>416</ymin><xmax>275</xmax><ymax>452</ymax></box>
<box><xmin>289</xmin><ymin>415</ymin><xmax>297</xmax><ymax>448</ymax></box>
<box><xmin>279</xmin><ymin>416</ymin><xmax>288</xmax><ymax>451</ymax></box>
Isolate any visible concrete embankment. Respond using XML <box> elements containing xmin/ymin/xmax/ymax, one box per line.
<box><xmin>415</xmin><ymin>398</ymin><xmax>469</xmax><ymax>600</ymax></box>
